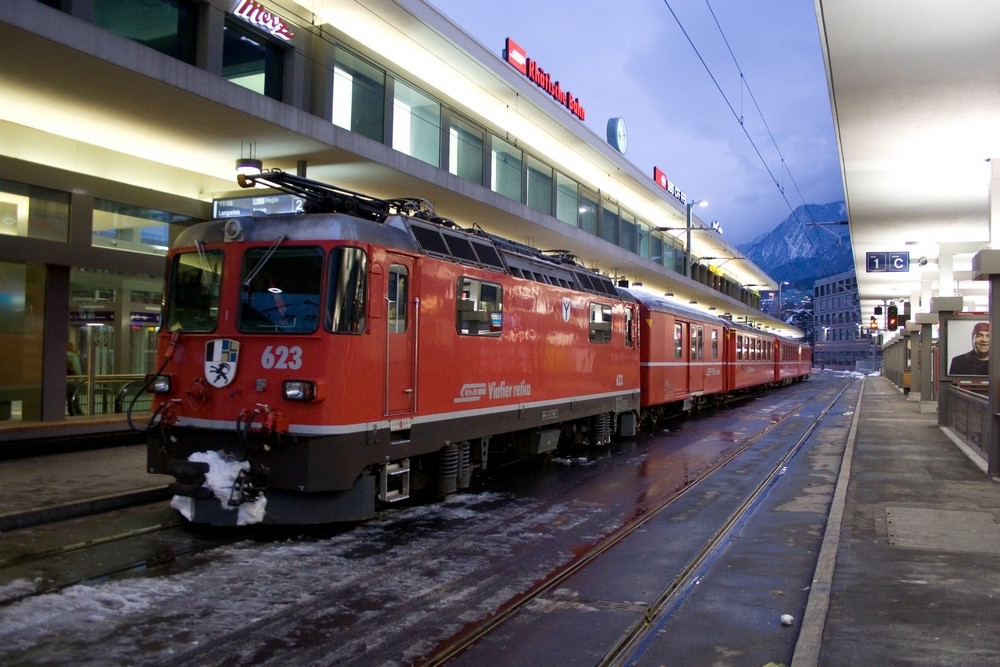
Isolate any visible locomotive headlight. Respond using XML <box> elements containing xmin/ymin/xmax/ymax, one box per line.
<box><xmin>149</xmin><ymin>374</ymin><xmax>172</xmax><ymax>393</ymax></box>
<box><xmin>283</xmin><ymin>380</ymin><xmax>317</xmax><ymax>401</ymax></box>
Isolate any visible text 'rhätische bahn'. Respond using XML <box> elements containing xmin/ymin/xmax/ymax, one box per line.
<box><xmin>144</xmin><ymin>171</ymin><xmax>810</xmax><ymax>526</ymax></box>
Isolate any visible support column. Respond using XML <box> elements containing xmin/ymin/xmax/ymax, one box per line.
<box><xmin>973</xmin><ymin>250</ymin><xmax>1000</xmax><ymax>476</ymax></box>
<box><xmin>913</xmin><ymin>314</ymin><xmax>937</xmax><ymax>412</ymax></box>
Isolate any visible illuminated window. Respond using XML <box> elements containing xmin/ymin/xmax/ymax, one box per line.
<box><xmin>491</xmin><ymin>136</ymin><xmax>522</xmax><ymax>202</ymax></box>
<box><xmin>333</xmin><ymin>51</ymin><xmax>385</xmax><ymax>142</ymax></box>
<box><xmin>393</xmin><ymin>80</ymin><xmax>441</xmax><ymax>167</ymax></box>
<box><xmin>92</xmin><ymin>199</ymin><xmax>193</xmax><ymax>256</ymax></box>
<box><xmin>448</xmin><ymin>115</ymin><xmax>484</xmax><ymax>184</ymax></box>
<box><xmin>0</xmin><ymin>179</ymin><xmax>69</xmax><ymax>242</ymax></box>
<box><xmin>526</xmin><ymin>155</ymin><xmax>553</xmax><ymax>215</ymax></box>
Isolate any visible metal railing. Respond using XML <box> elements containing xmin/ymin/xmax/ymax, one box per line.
<box><xmin>943</xmin><ymin>383</ymin><xmax>989</xmax><ymax>460</ymax></box>
<box><xmin>67</xmin><ymin>374</ymin><xmax>151</xmax><ymax>416</ymax></box>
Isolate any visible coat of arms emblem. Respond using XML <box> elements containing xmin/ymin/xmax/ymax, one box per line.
<box><xmin>205</xmin><ymin>339</ymin><xmax>240</xmax><ymax>388</ymax></box>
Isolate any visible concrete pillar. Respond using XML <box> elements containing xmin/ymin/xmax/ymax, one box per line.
<box><xmin>972</xmin><ymin>250</ymin><xmax>1000</xmax><ymax>476</ymax></box>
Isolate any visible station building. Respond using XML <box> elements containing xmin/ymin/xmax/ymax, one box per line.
<box><xmin>0</xmin><ymin>0</ymin><xmax>787</xmax><ymax>430</ymax></box>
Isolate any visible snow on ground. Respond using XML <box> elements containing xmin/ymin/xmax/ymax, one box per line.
<box><xmin>0</xmin><ymin>491</ymin><xmax>604</xmax><ymax>665</ymax></box>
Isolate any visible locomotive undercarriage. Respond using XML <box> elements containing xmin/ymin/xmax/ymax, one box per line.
<box><xmin>150</xmin><ymin>392</ymin><xmax>640</xmax><ymax>526</ymax></box>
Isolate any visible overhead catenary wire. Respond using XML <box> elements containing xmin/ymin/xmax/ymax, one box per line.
<box><xmin>661</xmin><ymin>0</ymin><xmax>817</xmax><ymax>225</ymax></box>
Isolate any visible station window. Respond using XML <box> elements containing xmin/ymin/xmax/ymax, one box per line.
<box><xmin>601</xmin><ymin>201</ymin><xmax>619</xmax><ymax>246</ymax></box>
<box><xmin>0</xmin><ymin>179</ymin><xmax>69</xmax><ymax>243</ymax></box>
<box><xmin>448</xmin><ymin>115</ymin><xmax>484</xmax><ymax>185</ymax></box>
<box><xmin>555</xmin><ymin>172</ymin><xmax>579</xmax><ymax>226</ymax></box>
<box><xmin>93</xmin><ymin>0</ymin><xmax>197</xmax><ymax>64</ymax></box>
<box><xmin>326</xmin><ymin>247</ymin><xmax>367</xmax><ymax>334</ymax></box>
<box><xmin>333</xmin><ymin>50</ymin><xmax>386</xmax><ymax>142</ymax></box>
<box><xmin>223</xmin><ymin>19</ymin><xmax>285</xmax><ymax>100</ymax></box>
<box><xmin>238</xmin><ymin>247</ymin><xmax>322</xmax><ymax>334</ymax></box>
<box><xmin>457</xmin><ymin>277</ymin><xmax>502</xmax><ymax>336</ymax></box>
<box><xmin>92</xmin><ymin>199</ymin><xmax>193</xmax><ymax>256</ymax></box>
<box><xmin>393</xmin><ymin>80</ymin><xmax>441</xmax><ymax>167</ymax></box>
<box><xmin>491</xmin><ymin>136</ymin><xmax>522</xmax><ymax>202</ymax></box>
<box><xmin>620</xmin><ymin>211</ymin><xmax>638</xmax><ymax>254</ymax></box>
<box><xmin>526</xmin><ymin>155</ymin><xmax>553</xmax><ymax>215</ymax></box>
<box><xmin>579</xmin><ymin>188</ymin><xmax>599</xmax><ymax>236</ymax></box>
<box><xmin>589</xmin><ymin>303</ymin><xmax>612</xmax><ymax>343</ymax></box>
<box><xmin>0</xmin><ymin>261</ymin><xmax>44</xmax><ymax>422</ymax></box>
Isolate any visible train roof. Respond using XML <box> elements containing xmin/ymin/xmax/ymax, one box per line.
<box><xmin>174</xmin><ymin>171</ymin><xmax>623</xmax><ymax>300</ymax></box>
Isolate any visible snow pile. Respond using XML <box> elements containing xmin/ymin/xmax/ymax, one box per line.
<box><xmin>170</xmin><ymin>450</ymin><xmax>267</xmax><ymax>525</ymax></box>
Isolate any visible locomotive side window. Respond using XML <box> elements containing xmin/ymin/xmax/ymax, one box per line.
<box><xmin>388</xmin><ymin>265</ymin><xmax>409</xmax><ymax>334</ymax></box>
<box><xmin>239</xmin><ymin>246</ymin><xmax>322</xmax><ymax>334</ymax></box>
<box><xmin>589</xmin><ymin>303</ymin><xmax>612</xmax><ymax>343</ymax></box>
<box><xmin>166</xmin><ymin>249</ymin><xmax>223</xmax><ymax>332</ymax></box>
<box><xmin>326</xmin><ymin>247</ymin><xmax>367</xmax><ymax>334</ymax></box>
<box><xmin>624</xmin><ymin>306</ymin><xmax>635</xmax><ymax>347</ymax></box>
<box><xmin>674</xmin><ymin>323</ymin><xmax>683</xmax><ymax>359</ymax></box>
<box><xmin>456</xmin><ymin>277</ymin><xmax>503</xmax><ymax>336</ymax></box>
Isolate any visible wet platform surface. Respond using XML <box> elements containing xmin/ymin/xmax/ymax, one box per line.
<box><xmin>1</xmin><ymin>373</ymin><xmax>999</xmax><ymax>665</ymax></box>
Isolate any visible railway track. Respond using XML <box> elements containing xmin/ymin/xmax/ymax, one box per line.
<box><xmin>0</xmin><ymin>375</ymin><xmax>858</xmax><ymax>666</ymax></box>
<box><xmin>427</xmin><ymin>377</ymin><xmax>857</xmax><ymax>666</ymax></box>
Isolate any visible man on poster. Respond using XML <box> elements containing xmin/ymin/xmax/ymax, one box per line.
<box><xmin>949</xmin><ymin>322</ymin><xmax>990</xmax><ymax>376</ymax></box>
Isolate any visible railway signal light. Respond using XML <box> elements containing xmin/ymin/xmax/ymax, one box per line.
<box><xmin>869</xmin><ymin>315</ymin><xmax>879</xmax><ymax>331</ymax></box>
<box><xmin>887</xmin><ymin>305</ymin><xmax>899</xmax><ymax>331</ymax></box>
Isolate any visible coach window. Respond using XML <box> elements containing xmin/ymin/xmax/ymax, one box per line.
<box><xmin>711</xmin><ymin>329</ymin><xmax>719</xmax><ymax>359</ymax></box>
<box><xmin>448</xmin><ymin>115</ymin><xmax>484</xmax><ymax>185</ymax></box>
<box><xmin>333</xmin><ymin>50</ymin><xmax>386</xmax><ymax>142</ymax></box>
<box><xmin>457</xmin><ymin>277</ymin><xmax>502</xmax><ymax>336</ymax></box>
<box><xmin>674</xmin><ymin>323</ymin><xmax>683</xmax><ymax>359</ymax></box>
<box><xmin>239</xmin><ymin>247</ymin><xmax>322</xmax><ymax>334</ymax></box>
<box><xmin>388</xmin><ymin>265</ymin><xmax>408</xmax><ymax>334</ymax></box>
<box><xmin>326</xmin><ymin>247</ymin><xmax>367</xmax><ymax>333</ymax></box>
<box><xmin>491</xmin><ymin>136</ymin><xmax>522</xmax><ymax>202</ymax></box>
<box><xmin>393</xmin><ymin>80</ymin><xmax>441</xmax><ymax>167</ymax></box>
<box><xmin>736</xmin><ymin>334</ymin><xmax>743</xmax><ymax>361</ymax></box>
<box><xmin>589</xmin><ymin>303</ymin><xmax>612</xmax><ymax>343</ymax></box>
<box><xmin>691</xmin><ymin>326</ymin><xmax>703</xmax><ymax>361</ymax></box>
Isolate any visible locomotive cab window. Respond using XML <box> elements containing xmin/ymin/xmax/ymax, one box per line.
<box><xmin>589</xmin><ymin>303</ymin><xmax>612</xmax><ymax>343</ymax></box>
<box><xmin>388</xmin><ymin>265</ymin><xmax>409</xmax><ymax>334</ymax></box>
<box><xmin>166</xmin><ymin>249</ymin><xmax>223</xmax><ymax>332</ymax></box>
<box><xmin>457</xmin><ymin>277</ymin><xmax>502</xmax><ymax>336</ymax></box>
<box><xmin>239</xmin><ymin>246</ymin><xmax>322</xmax><ymax>334</ymax></box>
<box><xmin>326</xmin><ymin>247</ymin><xmax>367</xmax><ymax>333</ymax></box>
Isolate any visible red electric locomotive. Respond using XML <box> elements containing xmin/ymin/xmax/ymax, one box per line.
<box><xmin>146</xmin><ymin>171</ymin><xmax>641</xmax><ymax>525</ymax></box>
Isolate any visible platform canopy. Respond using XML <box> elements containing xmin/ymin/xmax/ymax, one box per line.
<box><xmin>815</xmin><ymin>0</ymin><xmax>1000</xmax><ymax>325</ymax></box>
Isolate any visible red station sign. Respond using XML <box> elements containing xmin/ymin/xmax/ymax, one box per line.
<box><xmin>504</xmin><ymin>37</ymin><xmax>586</xmax><ymax>121</ymax></box>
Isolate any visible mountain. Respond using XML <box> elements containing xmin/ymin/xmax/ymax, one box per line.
<box><xmin>737</xmin><ymin>202</ymin><xmax>852</xmax><ymax>286</ymax></box>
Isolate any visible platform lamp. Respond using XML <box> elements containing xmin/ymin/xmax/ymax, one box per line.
<box><xmin>777</xmin><ymin>281</ymin><xmax>790</xmax><ymax>317</ymax></box>
<box><xmin>685</xmin><ymin>200</ymin><xmax>708</xmax><ymax>278</ymax></box>
<box><xmin>236</xmin><ymin>140</ymin><xmax>262</xmax><ymax>175</ymax></box>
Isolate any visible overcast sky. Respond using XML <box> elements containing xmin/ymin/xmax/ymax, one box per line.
<box><xmin>428</xmin><ymin>0</ymin><xmax>845</xmax><ymax>246</ymax></box>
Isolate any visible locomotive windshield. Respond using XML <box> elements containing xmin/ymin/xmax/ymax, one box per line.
<box><xmin>239</xmin><ymin>246</ymin><xmax>323</xmax><ymax>333</ymax></box>
<box><xmin>166</xmin><ymin>249</ymin><xmax>223</xmax><ymax>332</ymax></box>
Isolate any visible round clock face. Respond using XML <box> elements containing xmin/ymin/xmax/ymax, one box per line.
<box><xmin>616</xmin><ymin>118</ymin><xmax>628</xmax><ymax>153</ymax></box>
<box><xmin>607</xmin><ymin>117</ymin><xmax>628</xmax><ymax>154</ymax></box>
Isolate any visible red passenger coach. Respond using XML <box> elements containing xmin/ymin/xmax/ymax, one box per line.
<box><xmin>628</xmin><ymin>291</ymin><xmax>725</xmax><ymax>422</ymax></box>
<box><xmin>725</xmin><ymin>323</ymin><xmax>779</xmax><ymax>392</ymax></box>
<box><xmin>146</xmin><ymin>171</ymin><xmax>640</xmax><ymax>526</ymax></box>
<box><xmin>775</xmin><ymin>336</ymin><xmax>812</xmax><ymax>383</ymax></box>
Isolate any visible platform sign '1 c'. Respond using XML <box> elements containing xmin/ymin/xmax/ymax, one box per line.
<box><xmin>866</xmin><ymin>252</ymin><xmax>910</xmax><ymax>272</ymax></box>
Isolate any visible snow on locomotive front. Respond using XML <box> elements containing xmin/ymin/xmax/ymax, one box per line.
<box><xmin>146</xmin><ymin>171</ymin><xmax>641</xmax><ymax>525</ymax></box>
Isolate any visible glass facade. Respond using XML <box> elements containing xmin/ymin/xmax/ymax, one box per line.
<box><xmin>0</xmin><ymin>262</ymin><xmax>44</xmax><ymax>421</ymax></box>
<box><xmin>448</xmin><ymin>115</ymin><xmax>484</xmax><ymax>184</ymax></box>
<box><xmin>223</xmin><ymin>19</ymin><xmax>285</xmax><ymax>99</ymax></box>
<box><xmin>526</xmin><ymin>155</ymin><xmax>553</xmax><ymax>216</ymax></box>
<box><xmin>491</xmin><ymin>136</ymin><xmax>522</xmax><ymax>202</ymax></box>
<box><xmin>333</xmin><ymin>51</ymin><xmax>386</xmax><ymax>142</ymax></box>
<box><xmin>392</xmin><ymin>81</ymin><xmax>442</xmax><ymax>167</ymax></box>
<box><xmin>93</xmin><ymin>0</ymin><xmax>197</xmax><ymax>64</ymax></box>
<box><xmin>0</xmin><ymin>179</ymin><xmax>70</xmax><ymax>242</ymax></box>
<box><xmin>92</xmin><ymin>199</ymin><xmax>194</xmax><ymax>256</ymax></box>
